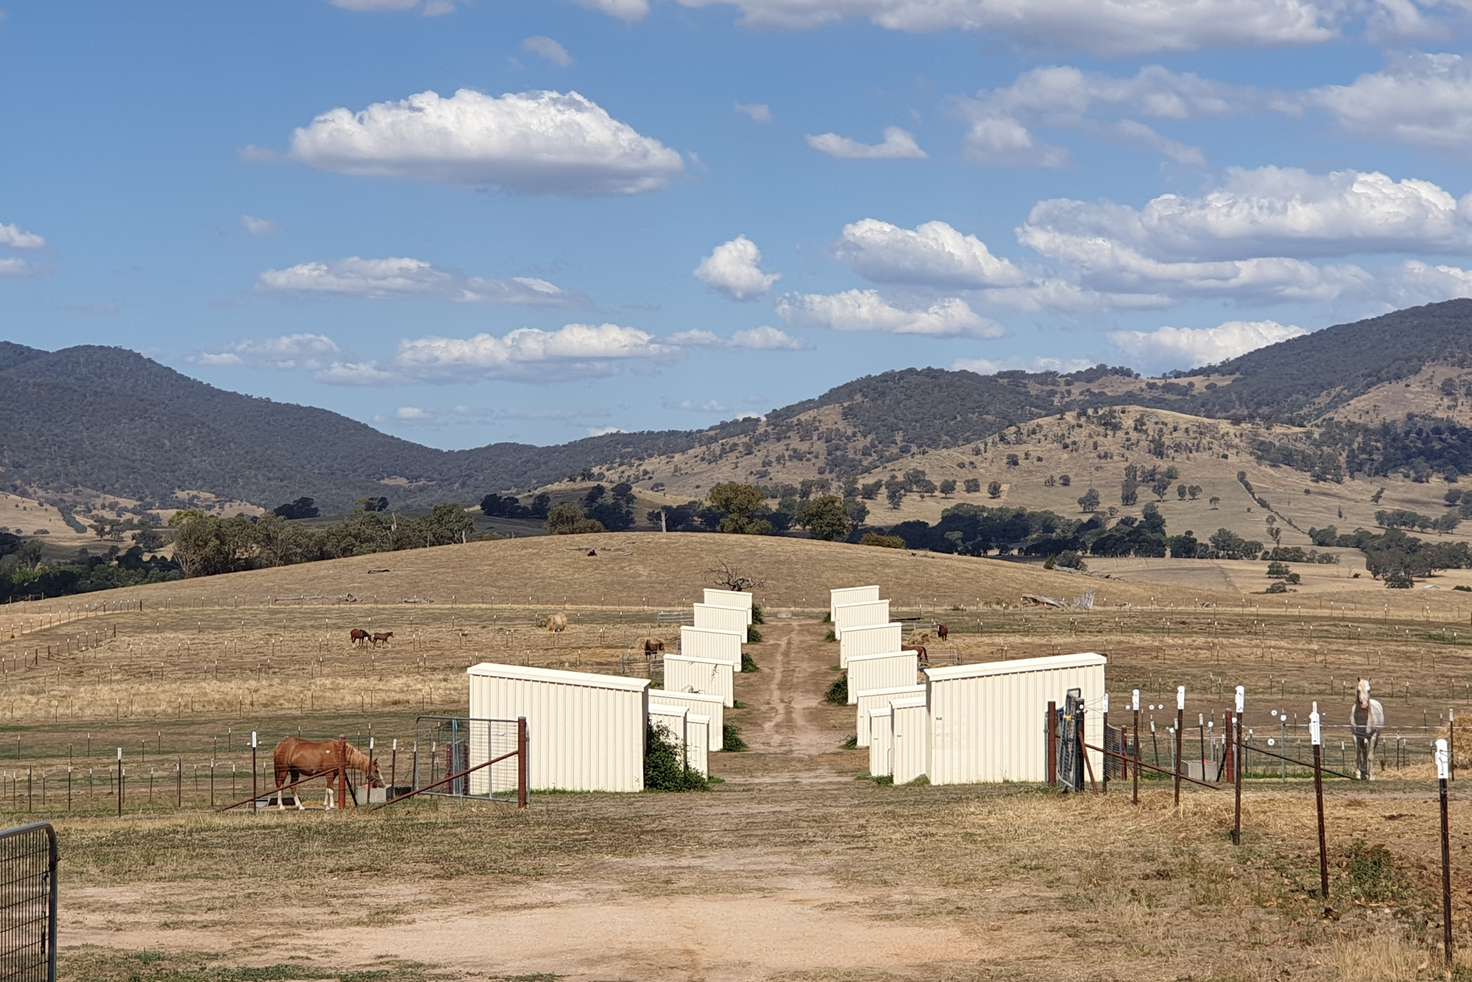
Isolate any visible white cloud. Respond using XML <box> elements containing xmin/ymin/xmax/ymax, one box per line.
<box><xmin>197</xmin><ymin>333</ymin><xmax>341</xmax><ymax>370</ymax></box>
<box><xmin>396</xmin><ymin>405</ymin><xmax>431</xmax><ymax>420</ymax></box>
<box><xmin>693</xmin><ymin>236</ymin><xmax>781</xmax><ymax>300</ymax></box>
<box><xmin>0</xmin><ymin>258</ymin><xmax>34</xmax><ymax>277</ymax></box>
<box><xmin>587</xmin><ymin>426</ymin><xmax>626</xmax><ymax>436</ymax></box>
<box><xmin>983</xmin><ymin>278</ymin><xmax>1173</xmax><ymax>312</ymax></box>
<box><xmin>521</xmin><ymin>36</ymin><xmax>572</xmax><ymax>66</ymax></box>
<box><xmin>578</xmin><ymin>0</ymin><xmax>650</xmax><ymax>21</ymax></box>
<box><xmin>1393</xmin><ymin>259</ymin><xmax>1472</xmax><ymax>304</ymax></box>
<box><xmin>671</xmin><ymin>0</ymin><xmax>1339</xmax><ymax>55</ymax></box>
<box><xmin>669</xmin><ymin>326</ymin><xmax>804</xmax><ymax>350</ymax></box>
<box><xmin>778</xmin><ymin>290</ymin><xmax>1004</xmax><ymax>337</ymax></box>
<box><xmin>0</xmin><ymin>223</ymin><xmax>45</xmax><ymax>249</ymax></box>
<box><xmin>315</xmin><ymin>361</ymin><xmax>396</xmax><ymax>385</ymax></box>
<box><xmin>1111</xmin><ymin>120</ymin><xmax>1206</xmax><ymax>166</ymax></box>
<box><xmin>240</xmin><ymin>215</ymin><xmax>277</xmax><ymax>237</ymax></box>
<box><xmin>1109</xmin><ymin>320</ymin><xmax>1308</xmax><ymax>368</ymax></box>
<box><xmin>394</xmin><ymin>323</ymin><xmax>675</xmax><ymax>379</ymax></box>
<box><xmin>836</xmin><ymin>219</ymin><xmax>1025</xmax><ymax>288</ymax></box>
<box><xmin>953</xmin><ymin>355</ymin><xmax>1094</xmax><ymax>374</ymax></box>
<box><xmin>735</xmin><ymin>102</ymin><xmax>773</xmax><ymax>123</ymax></box>
<box><xmin>1299</xmin><ymin>53</ymin><xmax>1472</xmax><ymax>151</ymax></box>
<box><xmin>963</xmin><ymin>115</ymin><xmax>1066</xmax><ymax>167</ymax></box>
<box><xmin>290</xmin><ymin>88</ymin><xmax>683</xmax><ymax>195</ymax></box>
<box><xmin>806</xmin><ymin>126</ymin><xmax>926</xmax><ymax>160</ymax></box>
<box><xmin>258</xmin><ymin>257</ymin><xmax>574</xmax><ymax>305</ymax></box>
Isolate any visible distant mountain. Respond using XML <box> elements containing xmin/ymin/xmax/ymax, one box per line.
<box><xmin>3</xmin><ymin>300</ymin><xmax>1469</xmax><ymax>512</ymax></box>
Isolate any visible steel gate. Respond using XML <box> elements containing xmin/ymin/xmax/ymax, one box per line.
<box><xmin>1</xmin><ymin>823</ymin><xmax>58</xmax><ymax>982</ymax></box>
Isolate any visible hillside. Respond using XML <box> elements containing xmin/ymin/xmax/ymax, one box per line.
<box><xmin>4</xmin><ymin>299</ymin><xmax>1471</xmax><ymax>515</ymax></box>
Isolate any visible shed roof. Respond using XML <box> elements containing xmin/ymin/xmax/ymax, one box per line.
<box><xmin>466</xmin><ymin>662</ymin><xmax>651</xmax><ymax>693</ymax></box>
<box><xmin>924</xmin><ymin>652</ymin><xmax>1106</xmax><ymax>683</ymax></box>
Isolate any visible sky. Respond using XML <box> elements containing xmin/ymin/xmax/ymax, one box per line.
<box><xmin>2</xmin><ymin>1</ymin><xmax>1471</xmax><ymax>449</ymax></box>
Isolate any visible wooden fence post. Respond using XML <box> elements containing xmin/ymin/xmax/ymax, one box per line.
<box><xmin>517</xmin><ymin>717</ymin><xmax>529</xmax><ymax>809</ymax></box>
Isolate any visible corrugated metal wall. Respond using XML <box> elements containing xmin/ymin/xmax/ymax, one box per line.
<box><xmin>678</xmin><ymin>626</ymin><xmax>743</xmax><ymax>671</ymax></box>
<box><xmin>854</xmin><ymin>683</ymin><xmax>925</xmax><ymax>747</ymax></box>
<box><xmin>702</xmin><ymin>589</ymin><xmax>753</xmax><ymax>624</ymax></box>
<box><xmin>662</xmin><ymin>655</ymin><xmax>735</xmax><ymax>707</ymax></box>
<box><xmin>686</xmin><ymin>713</ymin><xmax>711</xmax><ymax>777</ymax></box>
<box><xmin>846</xmin><ymin>651</ymin><xmax>919</xmax><ymax>705</ymax></box>
<box><xmin>830</xmin><ymin>586</ymin><xmax>880</xmax><ymax>620</ymax></box>
<box><xmin>868</xmin><ymin>707</ymin><xmax>893</xmax><ymax>777</ymax></box>
<box><xmin>692</xmin><ymin>603</ymin><xmax>749</xmax><ymax>636</ymax></box>
<box><xmin>467</xmin><ymin>665</ymin><xmax>648</xmax><ymax>793</ymax></box>
<box><xmin>838</xmin><ymin>622</ymin><xmax>902</xmax><ymax>668</ymax></box>
<box><xmin>833</xmin><ymin>599</ymin><xmax>889</xmax><ymax>640</ymax></box>
<box><xmin>927</xmin><ymin>656</ymin><xmax>1105</xmax><ymax>785</ymax></box>
<box><xmin>648</xmin><ymin>688</ymin><xmax>725</xmax><ymax>751</ymax></box>
<box><xmin>892</xmin><ymin>698</ymin><xmax>929</xmax><ymax>785</ymax></box>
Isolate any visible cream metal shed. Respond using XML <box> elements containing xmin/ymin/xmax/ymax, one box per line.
<box><xmin>854</xmin><ymin>683</ymin><xmax>925</xmax><ymax>747</ymax></box>
<box><xmin>891</xmin><ymin>696</ymin><xmax>929</xmax><ymax>785</ymax></box>
<box><xmin>868</xmin><ymin>706</ymin><xmax>894</xmax><ymax>777</ymax></box>
<box><xmin>702</xmin><ymin>589</ymin><xmax>754</xmax><ymax>625</ymax></box>
<box><xmin>678</xmin><ymin>626</ymin><xmax>743</xmax><ymax>672</ymax></box>
<box><xmin>662</xmin><ymin>654</ymin><xmax>735</xmax><ymax>708</ymax></box>
<box><xmin>830</xmin><ymin>585</ymin><xmax>880</xmax><ymax>621</ymax></box>
<box><xmin>833</xmin><ymin>599</ymin><xmax>889</xmax><ymax>640</ymax></box>
<box><xmin>685</xmin><ymin>712</ymin><xmax>711</xmax><ymax>777</ymax></box>
<box><xmin>845</xmin><ymin>650</ymin><xmax>919</xmax><ymax>706</ymax></box>
<box><xmin>839</xmin><ymin>622</ymin><xmax>903</xmax><ymax>668</ymax></box>
<box><xmin>466</xmin><ymin>663</ymin><xmax>649</xmax><ymax>793</ymax></box>
<box><xmin>648</xmin><ymin>688</ymin><xmax>725</xmax><ymax>751</ymax></box>
<box><xmin>692</xmin><ymin>603</ymin><xmax>749</xmax><ymax>636</ymax></box>
<box><xmin>924</xmin><ymin>652</ymin><xmax>1106</xmax><ymax>785</ymax></box>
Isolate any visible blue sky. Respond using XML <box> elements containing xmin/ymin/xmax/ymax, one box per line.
<box><xmin>3</xmin><ymin>0</ymin><xmax>1471</xmax><ymax>448</ymax></box>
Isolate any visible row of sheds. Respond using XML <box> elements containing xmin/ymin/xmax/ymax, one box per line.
<box><xmin>465</xmin><ymin>588</ymin><xmax>757</xmax><ymax>792</ymax></box>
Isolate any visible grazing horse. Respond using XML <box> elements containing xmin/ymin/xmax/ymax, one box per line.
<box><xmin>642</xmin><ymin>638</ymin><xmax>665</xmax><ymax>658</ymax></box>
<box><xmin>272</xmin><ymin>737</ymin><xmax>383</xmax><ymax>810</ymax></box>
<box><xmin>546</xmin><ymin>613</ymin><xmax>568</xmax><ymax>634</ymax></box>
<box><xmin>936</xmin><ymin>624</ymin><xmax>949</xmax><ymax>642</ymax></box>
<box><xmin>912</xmin><ymin>645</ymin><xmax>929</xmax><ymax>669</ymax></box>
<box><xmin>370</xmin><ymin>631</ymin><xmax>393</xmax><ymax>647</ymax></box>
<box><xmin>349</xmin><ymin>628</ymin><xmax>370</xmax><ymax>646</ymax></box>
<box><xmin>1350</xmin><ymin>678</ymin><xmax>1386</xmax><ymax>780</ymax></box>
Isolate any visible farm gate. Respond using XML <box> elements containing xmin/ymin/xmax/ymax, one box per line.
<box><xmin>411</xmin><ymin>716</ymin><xmax>528</xmax><ymax>806</ymax></box>
<box><xmin>1</xmin><ymin>822</ymin><xmax>58</xmax><ymax>982</ymax></box>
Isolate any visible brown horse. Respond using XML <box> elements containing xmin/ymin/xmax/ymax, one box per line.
<box><xmin>936</xmin><ymin>624</ymin><xmax>949</xmax><ymax>641</ymax></box>
<box><xmin>912</xmin><ymin>645</ymin><xmax>929</xmax><ymax>669</ymax></box>
<box><xmin>349</xmin><ymin>628</ymin><xmax>369</xmax><ymax>646</ymax></box>
<box><xmin>272</xmin><ymin>737</ymin><xmax>383</xmax><ymax>810</ymax></box>
<box><xmin>642</xmin><ymin>638</ymin><xmax>665</xmax><ymax>657</ymax></box>
<box><xmin>370</xmin><ymin>631</ymin><xmax>393</xmax><ymax>647</ymax></box>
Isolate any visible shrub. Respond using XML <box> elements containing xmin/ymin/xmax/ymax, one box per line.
<box><xmin>1265</xmin><ymin>581</ymin><xmax>1290</xmax><ymax>594</ymax></box>
<box><xmin>1455</xmin><ymin>585</ymin><xmax>1472</xmax><ymax>593</ymax></box>
<box><xmin>824</xmin><ymin>629</ymin><xmax>836</xmax><ymax>642</ymax></box>
<box><xmin>741</xmin><ymin>652</ymin><xmax>759</xmax><ymax>672</ymax></box>
<box><xmin>644</xmin><ymin>723</ymin><xmax>707</xmax><ymax>791</ymax></box>
<box><xmin>751</xmin><ymin>603</ymin><xmax>765</xmax><ymax>625</ymax></box>
<box><xmin>860</xmin><ymin>532</ymin><xmax>906</xmax><ymax>549</ymax></box>
<box><xmin>840</xmin><ymin>735</ymin><xmax>858</xmax><ymax>750</ymax></box>
<box><xmin>1343</xmin><ymin>839</ymin><xmax>1410</xmax><ymax>904</ymax></box>
<box><xmin>1285</xmin><ymin>572</ymin><xmax>1301</xmax><ymax>584</ymax></box>
<box><xmin>747</xmin><ymin>625</ymin><xmax>762</xmax><ymax>643</ymax></box>
<box><xmin>1385</xmin><ymin>569</ymin><xmax>1415</xmax><ymax>589</ymax></box>
<box><xmin>1266</xmin><ymin>560</ymin><xmax>1290</xmax><ymax>578</ymax></box>
<box><xmin>722</xmin><ymin>723</ymin><xmax>748</xmax><ymax>752</ymax></box>
<box><xmin>824</xmin><ymin>674</ymin><xmax>848</xmax><ymax>705</ymax></box>
<box><xmin>1054</xmin><ymin>550</ymin><xmax>1087</xmax><ymax>571</ymax></box>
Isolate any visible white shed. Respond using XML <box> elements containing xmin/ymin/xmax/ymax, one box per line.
<box><xmin>891</xmin><ymin>696</ymin><xmax>929</xmax><ymax>785</ymax></box>
<box><xmin>845</xmin><ymin>650</ymin><xmax>919</xmax><ymax>706</ymax></box>
<box><xmin>830</xmin><ymin>585</ymin><xmax>880</xmax><ymax>621</ymax></box>
<box><xmin>868</xmin><ymin>706</ymin><xmax>894</xmax><ymax>777</ymax></box>
<box><xmin>702</xmin><ymin>589</ymin><xmax>754</xmax><ymax>625</ymax></box>
<box><xmin>924</xmin><ymin>652</ymin><xmax>1106</xmax><ymax>786</ymax></box>
<box><xmin>692</xmin><ymin>603</ymin><xmax>749</xmax><ymax>636</ymax></box>
<box><xmin>685</xmin><ymin>713</ymin><xmax>711</xmax><ymax>777</ymax></box>
<box><xmin>854</xmin><ymin>683</ymin><xmax>925</xmax><ymax>747</ymax></box>
<box><xmin>648</xmin><ymin>688</ymin><xmax>725</xmax><ymax>751</ymax></box>
<box><xmin>662</xmin><ymin>654</ymin><xmax>735</xmax><ymax>708</ymax></box>
<box><xmin>466</xmin><ymin>663</ymin><xmax>649</xmax><ymax>793</ymax></box>
<box><xmin>833</xmin><ymin>599</ymin><xmax>889</xmax><ymax>640</ymax></box>
<box><xmin>678</xmin><ymin>626</ymin><xmax>743</xmax><ymax>672</ymax></box>
<box><xmin>839</xmin><ymin>621</ymin><xmax>903</xmax><ymax>668</ymax></box>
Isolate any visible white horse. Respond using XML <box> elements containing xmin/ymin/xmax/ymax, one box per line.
<box><xmin>1350</xmin><ymin>678</ymin><xmax>1385</xmax><ymax>780</ymax></box>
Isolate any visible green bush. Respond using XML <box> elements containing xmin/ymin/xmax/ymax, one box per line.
<box><xmin>722</xmin><ymin>722</ymin><xmax>748</xmax><ymax>752</ymax></box>
<box><xmin>1265</xmin><ymin>581</ymin><xmax>1290</xmax><ymax>594</ymax></box>
<box><xmin>751</xmin><ymin>603</ymin><xmax>765</xmax><ymax>625</ymax></box>
<box><xmin>824</xmin><ymin>629</ymin><xmax>836</xmax><ymax>642</ymax></box>
<box><xmin>840</xmin><ymin>735</ymin><xmax>858</xmax><ymax>750</ymax></box>
<box><xmin>1266</xmin><ymin>560</ymin><xmax>1290</xmax><ymax>578</ymax></box>
<box><xmin>1343</xmin><ymin>839</ymin><xmax>1410</xmax><ymax>904</ymax></box>
<box><xmin>644</xmin><ymin>723</ymin><xmax>707</xmax><ymax>791</ymax></box>
<box><xmin>747</xmin><ymin>625</ymin><xmax>762</xmax><ymax>643</ymax></box>
<box><xmin>824</xmin><ymin>674</ymin><xmax>848</xmax><ymax>705</ymax></box>
<box><xmin>741</xmin><ymin>652</ymin><xmax>759</xmax><ymax>672</ymax></box>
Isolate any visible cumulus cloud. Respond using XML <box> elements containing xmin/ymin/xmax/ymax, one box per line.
<box><xmin>736</xmin><ymin>102</ymin><xmax>773</xmax><ymax>123</ymax></box>
<box><xmin>671</xmin><ymin>0</ymin><xmax>1338</xmax><ymax>55</ymax></box>
<box><xmin>670</xmin><ymin>326</ymin><xmax>804</xmax><ymax>350</ymax></box>
<box><xmin>693</xmin><ymin>236</ymin><xmax>781</xmax><ymax>300</ymax></box>
<box><xmin>521</xmin><ymin>36</ymin><xmax>572</xmax><ymax>66</ymax></box>
<box><xmin>836</xmin><ymin>219</ymin><xmax>1025</xmax><ymax>288</ymax></box>
<box><xmin>196</xmin><ymin>333</ymin><xmax>341</xmax><ymax>370</ymax></box>
<box><xmin>1297</xmin><ymin>53</ymin><xmax>1472</xmax><ymax>151</ymax></box>
<box><xmin>258</xmin><ymin>257</ymin><xmax>574</xmax><ymax>305</ymax></box>
<box><xmin>0</xmin><ymin>222</ymin><xmax>45</xmax><ymax>249</ymax></box>
<box><xmin>0</xmin><ymin>258</ymin><xmax>35</xmax><ymax>278</ymax></box>
<box><xmin>315</xmin><ymin>361</ymin><xmax>396</xmax><ymax>385</ymax></box>
<box><xmin>806</xmin><ymin>126</ymin><xmax>926</xmax><ymax>160</ymax></box>
<box><xmin>1109</xmin><ymin>320</ymin><xmax>1308</xmax><ymax>368</ymax></box>
<box><xmin>963</xmin><ymin>115</ymin><xmax>1067</xmax><ymax>167</ymax></box>
<box><xmin>778</xmin><ymin>290</ymin><xmax>1003</xmax><ymax>337</ymax></box>
<box><xmin>953</xmin><ymin>355</ymin><xmax>1094</xmax><ymax>374</ymax></box>
<box><xmin>240</xmin><ymin>215</ymin><xmax>277</xmax><ymax>237</ymax></box>
<box><xmin>1393</xmin><ymin>259</ymin><xmax>1472</xmax><ymax>304</ymax></box>
<box><xmin>393</xmin><ymin>323</ymin><xmax>675</xmax><ymax>380</ymax></box>
<box><xmin>983</xmin><ymin>279</ymin><xmax>1174</xmax><ymax>312</ymax></box>
<box><xmin>578</xmin><ymin>0</ymin><xmax>650</xmax><ymax>21</ymax></box>
<box><xmin>290</xmin><ymin>88</ymin><xmax>683</xmax><ymax>195</ymax></box>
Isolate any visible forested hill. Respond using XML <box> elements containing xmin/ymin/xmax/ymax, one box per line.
<box><xmin>3</xmin><ymin>299</ymin><xmax>1470</xmax><ymax>511</ymax></box>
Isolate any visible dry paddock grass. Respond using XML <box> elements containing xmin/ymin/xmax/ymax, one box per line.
<box><xmin>0</xmin><ymin>535</ymin><xmax>1470</xmax><ymax>979</ymax></box>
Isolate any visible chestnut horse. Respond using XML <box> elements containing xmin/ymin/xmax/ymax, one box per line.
<box><xmin>272</xmin><ymin>737</ymin><xmax>383</xmax><ymax>810</ymax></box>
<box><xmin>936</xmin><ymin>624</ymin><xmax>949</xmax><ymax>642</ymax></box>
<box><xmin>349</xmin><ymin>628</ymin><xmax>369</xmax><ymax>646</ymax></box>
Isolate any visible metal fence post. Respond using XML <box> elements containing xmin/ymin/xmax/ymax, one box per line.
<box><xmin>250</xmin><ymin>731</ymin><xmax>258</xmax><ymax>813</ymax></box>
<box><xmin>1046</xmin><ymin>701</ymin><xmax>1057</xmax><ymax>786</ymax></box>
<box><xmin>1310</xmin><ymin>704</ymin><xmax>1328</xmax><ymax>902</ymax></box>
<box><xmin>1174</xmin><ymin>686</ymin><xmax>1185</xmax><ymax>810</ymax></box>
<box><xmin>1437</xmin><ymin>739</ymin><xmax>1453</xmax><ymax>971</ymax></box>
<box><xmin>116</xmin><ymin>747</ymin><xmax>123</xmax><ymax>817</ymax></box>
<box><xmin>1101</xmin><ymin>694</ymin><xmax>1110</xmax><ymax>794</ymax></box>
<box><xmin>1132</xmin><ymin>689</ymin><xmax>1140</xmax><ymax>806</ymax></box>
<box><xmin>516</xmin><ymin>717</ymin><xmax>529</xmax><ymax>809</ymax></box>
<box><xmin>1233</xmin><ymin>686</ymin><xmax>1244</xmax><ymax>845</ymax></box>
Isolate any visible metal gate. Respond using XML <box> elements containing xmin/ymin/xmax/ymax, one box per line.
<box><xmin>411</xmin><ymin>717</ymin><xmax>526</xmax><ymax>804</ymax></box>
<box><xmin>1055</xmin><ymin>689</ymin><xmax>1084</xmax><ymax>793</ymax></box>
<box><xmin>1</xmin><ymin>823</ymin><xmax>58</xmax><ymax>982</ymax></box>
